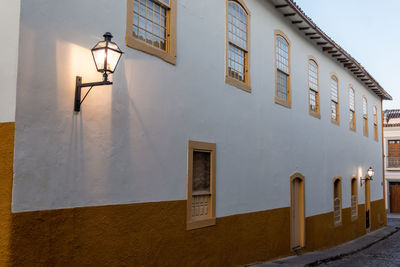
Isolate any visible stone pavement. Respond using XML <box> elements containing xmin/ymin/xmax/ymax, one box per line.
<box><xmin>250</xmin><ymin>218</ymin><xmax>400</xmax><ymax>267</ymax></box>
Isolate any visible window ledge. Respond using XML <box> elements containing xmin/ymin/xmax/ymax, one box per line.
<box><xmin>350</xmin><ymin>127</ymin><xmax>356</xmax><ymax>133</ymax></box>
<box><xmin>187</xmin><ymin>217</ymin><xmax>216</xmax><ymax>230</ymax></box>
<box><xmin>126</xmin><ymin>36</ymin><xmax>176</xmax><ymax>65</ymax></box>
<box><xmin>309</xmin><ymin>110</ymin><xmax>321</xmax><ymax>119</ymax></box>
<box><xmin>275</xmin><ymin>98</ymin><xmax>291</xmax><ymax>109</ymax></box>
<box><xmin>351</xmin><ymin>215</ymin><xmax>358</xmax><ymax>222</ymax></box>
<box><xmin>225</xmin><ymin>76</ymin><xmax>251</xmax><ymax>93</ymax></box>
<box><xmin>331</xmin><ymin>119</ymin><xmax>340</xmax><ymax>126</ymax></box>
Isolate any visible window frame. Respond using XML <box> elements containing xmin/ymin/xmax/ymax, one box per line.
<box><xmin>126</xmin><ymin>0</ymin><xmax>177</xmax><ymax>65</ymax></box>
<box><xmin>187</xmin><ymin>140</ymin><xmax>216</xmax><ymax>230</ymax></box>
<box><xmin>349</xmin><ymin>86</ymin><xmax>356</xmax><ymax>132</ymax></box>
<box><xmin>373</xmin><ymin>105</ymin><xmax>378</xmax><ymax>141</ymax></box>
<box><xmin>351</xmin><ymin>176</ymin><xmax>358</xmax><ymax>221</ymax></box>
<box><xmin>333</xmin><ymin>176</ymin><xmax>342</xmax><ymax>227</ymax></box>
<box><xmin>308</xmin><ymin>57</ymin><xmax>320</xmax><ymax>118</ymax></box>
<box><xmin>330</xmin><ymin>74</ymin><xmax>340</xmax><ymax>125</ymax></box>
<box><xmin>225</xmin><ymin>0</ymin><xmax>251</xmax><ymax>92</ymax></box>
<box><xmin>274</xmin><ymin>30</ymin><xmax>291</xmax><ymax>108</ymax></box>
<box><xmin>363</xmin><ymin>96</ymin><xmax>369</xmax><ymax>137</ymax></box>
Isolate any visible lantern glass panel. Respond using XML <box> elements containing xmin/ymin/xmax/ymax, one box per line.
<box><xmin>106</xmin><ymin>48</ymin><xmax>121</xmax><ymax>73</ymax></box>
<box><xmin>92</xmin><ymin>41</ymin><xmax>107</xmax><ymax>72</ymax></box>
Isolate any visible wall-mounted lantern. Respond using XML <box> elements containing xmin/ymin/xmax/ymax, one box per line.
<box><xmin>74</xmin><ymin>32</ymin><xmax>123</xmax><ymax>112</ymax></box>
<box><xmin>360</xmin><ymin>166</ymin><xmax>374</xmax><ymax>186</ymax></box>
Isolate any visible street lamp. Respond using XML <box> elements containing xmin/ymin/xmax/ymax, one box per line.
<box><xmin>74</xmin><ymin>32</ymin><xmax>123</xmax><ymax>112</ymax></box>
<box><xmin>360</xmin><ymin>166</ymin><xmax>374</xmax><ymax>186</ymax></box>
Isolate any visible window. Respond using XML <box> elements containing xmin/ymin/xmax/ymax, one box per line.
<box><xmin>226</xmin><ymin>0</ymin><xmax>250</xmax><ymax>92</ymax></box>
<box><xmin>373</xmin><ymin>106</ymin><xmax>378</xmax><ymax>141</ymax></box>
<box><xmin>187</xmin><ymin>140</ymin><xmax>216</xmax><ymax>230</ymax></box>
<box><xmin>275</xmin><ymin>30</ymin><xmax>291</xmax><ymax>108</ymax></box>
<box><xmin>351</xmin><ymin>177</ymin><xmax>358</xmax><ymax>220</ymax></box>
<box><xmin>308</xmin><ymin>58</ymin><xmax>320</xmax><ymax>118</ymax></box>
<box><xmin>388</xmin><ymin>140</ymin><xmax>400</xmax><ymax>168</ymax></box>
<box><xmin>363</xmin><ymin>97</ymin><xmax>368</xmax><ymax>137</ymax></box>
<box><xmin>333</xmin><ymin>176</ymin><xmax>342</xmax><ymax>226</ymax></box>
<box><xmin>349</xmin><ymin>87</ymin><xmax>356</xmax><ymax>131</ymax></box>
<box><xmin>126</xmin><ymin>0</ymin><xmax>177</xmax><ymax>64</ymax></box>
<box><xmin>330</xmin><ymin>75</ymin><xmax>339</xmax><ymax>124</ymax></box>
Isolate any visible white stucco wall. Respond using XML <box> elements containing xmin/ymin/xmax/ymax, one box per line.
<box><xmin>0</xmin><ymin>0</ymin><xmax>20</xmax><ymax>122</ymax></box>
<box><xmin>13</xmin><ymin>0</ymin><xmax>384</xmax><ymax>217</ymax></box>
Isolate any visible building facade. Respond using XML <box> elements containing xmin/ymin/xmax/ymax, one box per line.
<box><xmin>0</xmin><ymin>0</ymin><xmax>391</xmax><ymax>265</ymax></box>
<box><xmin>383</xmin><ymin>110</ymin><xmax>400</xmax><ymax>213</ymax></box>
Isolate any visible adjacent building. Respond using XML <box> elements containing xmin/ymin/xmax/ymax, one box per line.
<box><xmin>0</xmin><ymin>0</ymin><xmax>392</xmax><ymax>265</ymax></box>
<box><xmin>383</xmin><ymin>110</ymin><xmax>400</xmax><ymax>213</ymax></box>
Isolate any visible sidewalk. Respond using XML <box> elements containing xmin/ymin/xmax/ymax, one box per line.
<box><xmin>250</xmin><ymin>226</ymin><xmax>398</xmax><ymax>267</ymax></box>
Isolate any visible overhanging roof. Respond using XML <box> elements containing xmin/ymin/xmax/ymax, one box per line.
<box><xmin>271</xmin><ymin>0</ymin><xmax>392</xmax><ymax>100</ymax></box>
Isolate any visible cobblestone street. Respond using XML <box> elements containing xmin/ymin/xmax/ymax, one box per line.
<box><xmin>319</xmin><ymin>218</ymin><xmax>400</xmax><ymax>267</ymax></box>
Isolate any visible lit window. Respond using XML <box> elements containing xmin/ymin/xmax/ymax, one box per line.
<box><xmin>351</xmin><ymin>177</ymin><xmax>358</xmax><ymax>220</ymax></box>
<box><xmin>333</xmin><ymin>177</ymin><xmax>342</xmax><ymax>226</ymax></box>
<box><xmin>349</xmin><ymin>87</ymin><xmax>356</xmax><ymax>131</ymax></box>
<box><xmin>275</xmin><ymin>31</ymin><xmax>290</xmax><ymax>107</ymax></box>
<box><xmin>363</xmin><ymin>97</ymin><xmax>368</xmax><ymax>137</ymax></box>
<box><xmin>226</xmin><ymin>1</ymin><xmax>250</xmax><ymax>92</ymax></box>
<box><xmin>308</xmin><ymin>59</ymin><xmax>319</xmax><ymax>117</ymax></box>
<box><xmin>126</xmin><ymin>0</ymin><xmax>177</xmax><ymax>64</ymax></box>
<box><xmin>373</xmin><ymin>106</ymin><xmax>378</xmax><ymax>141</ymax></box>
<box><xmin>187</xmin><ymin>140</ymin><xmax>216</xmax><ymax>230</ymax></box>
<box><xmin>330</xmin><ymin>76</ymin><xmax>339</xmax><ymax>124</ymax></box>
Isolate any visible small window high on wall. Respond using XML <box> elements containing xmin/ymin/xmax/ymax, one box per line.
<box><xmin>308</xmin><ymin>58</ymin><xmax>320</xmax><ymax>118</ymax></box>
<box><xmin>126</xmin><ymin>0</ymin><xmax>177</xmax><ymax>64</ymax></box>
<box><xmin>373</xmin><ymin>106</ymin><xmax>378</xmax><ymax>141</ymax></box>
<box><xmin>363</xmin><ymin>97</ymin><xmax>368</xmax><ymax>137</ymax></box>
<box><xmin>349</xmin><ymin>87</ymin><xmax>356</xmax><ymax>131</ymax></box>
<box><xmin>330</xmin><ymin>76</ymin><xmax>339</xmax><ymax>125</ymax></box>
<box><xmin>187</xmin><ymin>140</ymin><xmax>216</xmax><ymax>230</ymax></box>
<box><xmin>275</xmin><ymin>30</ymin><xmax>291</xmax><ymax>108</ymax></box>
<box><xmin>226</xmin><ymin>0</ymin><xmax>250</xmax><ymax>92</ymax></box>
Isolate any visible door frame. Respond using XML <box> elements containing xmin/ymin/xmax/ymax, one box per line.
<box><xmin>290</xmin><ymin>172</ymin><xmax>305</xmax><ymax>250</ymax></box>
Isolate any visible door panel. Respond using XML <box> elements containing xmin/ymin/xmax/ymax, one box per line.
<box><xmin>390</xmin><ymin>184</ymin><xmax>400</xmax><ymax>213</ymax></box>
<box><xmin>291</xmin><ymin>177</ymin><xmax>304</xmax><ymax>249</ymax></box>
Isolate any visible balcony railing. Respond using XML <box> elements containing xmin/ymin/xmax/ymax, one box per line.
<box><xmin>387</xmin><ymin>157</ymin><xmax>400</xmax><ymax>168</ymax></box>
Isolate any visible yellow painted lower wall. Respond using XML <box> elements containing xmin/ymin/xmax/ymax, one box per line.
<box><xmin>0</xmin><ymin>123</ymin><xmax>14</xmax><ymax>267</ymax></box>
<box><xmin>0</xmin><ymin>122</ymin><xmax>388</xmax><ymax>266</ymax></box>
<box><xmin>9</xmin><ymin>203</ymin><xmax>291</xmax><ymax>266</ymax></box>
<box><xmin>3</xmin><ymin>201</ymin><xmax>386</xmax><ymax>266</ymax></box>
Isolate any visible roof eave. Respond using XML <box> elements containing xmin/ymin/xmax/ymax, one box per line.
<box><xmin>272</xmin><ymin>0</ymin><xmax>392</xmax><ymax>100</ymax></box>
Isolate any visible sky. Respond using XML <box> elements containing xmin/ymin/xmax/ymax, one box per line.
<box><xmin>294</xmin><ymin>0</ymin><xmax>400</xmax><ymax>110</ymax></box>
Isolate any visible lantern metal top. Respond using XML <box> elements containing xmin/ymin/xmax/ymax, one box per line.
<box><xmin>103</xmin><ymin>32</ymin><xmax>113</xmax><ymax>41</ymax></box>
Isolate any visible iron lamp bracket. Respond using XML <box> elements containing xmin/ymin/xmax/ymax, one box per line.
<box><xmin>74</xmin><ymin>75</ymin><xmax>112</xmax><ymax>112</ymax></box>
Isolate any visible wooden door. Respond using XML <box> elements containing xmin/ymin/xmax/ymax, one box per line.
<box><xmin>291</xmin><ymin>176</ymin><xmax>305</xmax><ymax>249</ymax></box>
<box><xmin>365</xmin><ymin>179</ymin><xmax>371</xmax><ymax>230</ymax></box>
<box><xmin>390</xmin><ymin>183</ymin><xmax>400</xmax><ymax>213</ymax></box>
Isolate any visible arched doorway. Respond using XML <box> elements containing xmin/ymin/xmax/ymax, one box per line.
<box><xmin>290</xmin><ymin>173</ymin><xmax>305</xmax><ymax>250</ymax></box>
